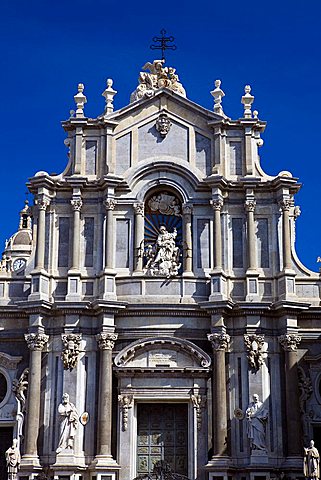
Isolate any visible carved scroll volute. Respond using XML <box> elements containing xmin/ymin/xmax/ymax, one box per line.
<box><xmin>118</xmin><ymin>394</ymin><xmax>133</xmax><ymax>431</ymax></box>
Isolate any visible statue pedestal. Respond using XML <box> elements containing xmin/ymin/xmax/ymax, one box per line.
<box><xmin>250</xmin><ymin>450</ymin><xmax>269</xmax><ymax>465</ymax></box>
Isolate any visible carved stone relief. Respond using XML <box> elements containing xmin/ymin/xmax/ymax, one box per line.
<box><xmin>61</xmin><ymin>334</ymin><xmax>82</xmax><ymax>371</ymax></box>
<box><xmin>118</xmin><ymin>394</ymin><xmax>133</xmax><ymax>431</ymax></box>
<box><xmin>244</xmin><ymin>334</ymin><xmax>265</xmax><ymax>370</ymax></box>
<box><xmin>190</xmin><ymin>392</ymin><xmax>206</xmax><ymax>430</ymax></box>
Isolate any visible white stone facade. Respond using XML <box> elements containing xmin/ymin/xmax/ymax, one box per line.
<box><xmin>0</xmin><ymin>62</ymin><xmax>319</xmax><ymax>480</ymax></box>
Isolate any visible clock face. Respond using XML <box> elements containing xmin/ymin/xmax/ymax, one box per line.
<box><xmin>13</xmin><ymin>258</ymin><xmax>26</xmax><ymax>272</ymax></box>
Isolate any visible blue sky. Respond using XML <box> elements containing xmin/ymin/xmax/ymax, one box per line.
<box><xmin>1</xmin><ymin>0</ymin><xmax>321</xmax><ymax>271</ymax></box>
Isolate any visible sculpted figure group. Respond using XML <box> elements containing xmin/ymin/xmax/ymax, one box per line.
<box><xmin>145</xmin><ymin>225</ymin><xmax>181</xmax><ymax>278</ymax></box>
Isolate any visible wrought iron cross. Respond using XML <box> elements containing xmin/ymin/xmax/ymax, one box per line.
<box><xmin>150</xmin><ymin>29</ymin><xmax>177</xmax><ymax>61</ymax></box>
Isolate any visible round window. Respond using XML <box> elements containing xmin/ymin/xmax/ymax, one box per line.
<box><xmin>0</xmin><ymin>372</ymin><xmax>8</xmax><ymax>404</ymax></box>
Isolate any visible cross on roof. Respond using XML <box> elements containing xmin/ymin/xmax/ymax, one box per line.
<box><xmin>150</xmin><ymin>29</ymin><xmax>177</xmax><ymax>61</ymax></box>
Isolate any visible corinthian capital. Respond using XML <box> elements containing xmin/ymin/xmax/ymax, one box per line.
<box><xmin>71</xmin><ymin>198</ymin><xmax>83</xmax><ymax>211</ymax></box>
<box><xmin>210</xmin><ymin>199</ymin><xmax>223</xmax><ymax>211</ymax></box>
<box><xmin>244</xmin><ymin>199</ymin><xmax>256</xmax><ymax>212</ymax></box>
<box><xmin>133</xmin><ymin>202</ymin><xmax>144</xmax><ymax>216</ymax></box>
<box><xmin>37</xmin><ymin>198</ymin><xmax>50</xmax><ymax>211</ymax></box>
<box><xmin>279</xmin><ymin>199</ymin><xmax>291</xmax><ymax>212</ymax></box>
<box><xmin>182</xmin><ymin>203</ymin><xmax>193</xmax><ymax>215</ymax></box>
<box><xmin>278</xmin><ymin>333</ymin><xmax>301</xmax><ymax>351</ymax></box>
<box><xmin>207</xmin><ymin>332</ymin><xmax>230</xmax><ymax>351</ymax></box>
<box><xmin>96</xmin><ymin>332</ymin><xmax>118</xmax><ymax>350</ymax></box>
<box><xmin>104</xmin><ymin>198</ymin><xmax>116</xmax><ymax>211</ymax></box>
<box><xmin>25</xmin><ymin>333</ymin><xmax>49</xmax><ymax>351</ymax></box>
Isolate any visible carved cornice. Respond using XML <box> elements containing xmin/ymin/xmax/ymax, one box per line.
<box><xmin>0</xmin><ymin>352</ymin><xmax>22</xmax><ymax>370</ymax></box>
<box><xmin>96</xmin><ymin>332</ymin><xmax>118</xmax><ymax>350</ymax></box>
<box><xmin>70</xmin><ymin>198</ymin><xmax>83</xmax><ymax>212</ymax></box>
<box><xmin>25</xmin><ymin>333</ymin><xmax>49</xmax><ymax>351</ymax></box>
<box><xmin>61</xmin><ymin>333</ymin><xmax>82</xmax><ymax>371</ymax></box>
<box><xmin>244</xmin><ymin>199</ymin><xmax>256</xmax><ymax>212</ymax></box>
<box><xmin>244</xmin><ymin>334</ymin><xmax>265</xmax><ymax>370</ymax></box>
<box><xmin>207</xmin><ymin>332</ymin><xmax>230</xmax><ymax>351</ymax></box>
<box><xmin>104</xmin><ymin>198</ymin><xmax>116</xmax><ymax>211</ymax></box>
<box><xmin>133</xmin><ymin>202</ymin><xmax>144</xmax><ymax>216</ymax></box>
<box><xmin>278</xmin><ymin>333</ymin><xmax>301</xmax><ymax>351</ymax></box>
<box><xmin>118</xmin><ymin>394</ymin><xmax>133</xmax><ymax>431</ymax></box>
<box><xmin>210</xmin><ymin>199</ymin><xmax>223</xmax><ymax>211</ymax></box>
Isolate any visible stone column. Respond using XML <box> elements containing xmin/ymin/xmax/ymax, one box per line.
<box><xmin>70</xmin><ymin>198</ymin><xmax>83</xmax><ymax>270</ymax></box>
<box><xmin>96</xmin><ymin>332</ymin><xmax>118</xmax><ymax>459</ymax></box>
<box><xmin>280</xmin><ymin>200</ymin><xmax>292</xmax><ymax>270</ymax></box>
<box><xmin>211</xmin><ymin>199</ymin><xmax>223</xmax><ymax>270</ymax></box>
<box><xmin>278</xmin><ymin>333</ymin><xmax>302</xmax><ymax>455</ymax></box>
<box><xmin>104</xmin><ymin>199</ymin><xmax>116</xmax><ymax>270</ymax></box>
<box><xmin>133</xmin><ymin>203</ymin><xmax>144</xmax><ymax>273</ymax></box>
<box><xmin>23</xmin><ymin>333</ymin><xmax>49</xmax><ymax>460</ymax></box>
<box><xmin>35</xmin><ymin>198</ymin><xmax>50</xmax><ymax>270</ymax></box>
<box><xmin>182</xmin><ymin>204</ymin><xmax>193</xmax><ymax>274</ymax></box>
<box><xmin>207</xmin><ymin>332</ymin><xmax>230</xmax><ymax>457</ymax></box>
<box><xmin>244</xmin><ymin>199</ymin><xmax>256</xmax><ymax>270</ymax></box>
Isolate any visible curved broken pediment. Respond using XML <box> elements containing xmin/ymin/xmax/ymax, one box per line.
<box><xmin>114</xmin><ymin>337</ymin><xmax>211</xmax><ymax>369</ymax></box>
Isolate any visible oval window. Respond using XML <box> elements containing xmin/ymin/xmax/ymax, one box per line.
<box><xmin>0</xmin><ymin>372</ymin><xmax>8</xmax><ymax>404</ymax></box>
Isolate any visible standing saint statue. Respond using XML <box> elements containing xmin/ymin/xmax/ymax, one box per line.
<box><xmin>246</xmin><ymin>394</ymin><xmax>269</xmax><ymax>452</ymax></box>
<box><xmin>145</xmin><ymin>225</ymin><xmax>181</xmax><ymax>277</ymax></box>
<box><xmin>304</xmin><ymin>440</ymin><xmax>320</xmax><ymax>480</ymax></box>
<box><xmin>5</xmin><ymin>438</ymin><xmax>21</xmax><ymax>480</ymax></box>
<box><xmin>56</xmin><ymin>392</ymin><xmax>79</xmax><ymax>453</ymax></box>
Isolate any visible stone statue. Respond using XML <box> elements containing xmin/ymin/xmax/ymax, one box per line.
<box><xmin>304</xmin><ymin>440</ymin><xmax>320</xmax><ymax>480</ymax></box>
<box><xmin>12</xmin><ymin>368</ymin><xmax>29</xmax><ymax>450</ymax></box>
<box><xmin>5</xmin><ymin>438</ymin><xmax>20</xmax><ymax>480</ymax></box>
<box><xmin>56</xmin><ymin>393</ymin><xmax>79</xmax><ymax>454</ymax></box>
<box><xmin>145</xmin><ymin>225</ymin><xmax>181</xmax><ymax>278</ymax></box>
<box><xmin>246</xmin><ymin>394</ymin><xmax>268</xmax><ymax>452</ymax></box>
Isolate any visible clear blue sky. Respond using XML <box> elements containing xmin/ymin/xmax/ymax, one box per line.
<box><xmin>1</xmin><ymin>0</ymin><xmax>320</xmax><ymax>271</ymax></box>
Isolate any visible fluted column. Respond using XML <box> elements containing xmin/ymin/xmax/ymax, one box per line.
<box><xmin>278</xmin><ymin>333</ymin><xmax>302</xmax><ymax>455</ymax></box>
<box><xmin>104</xmin><ymin>199</ymin><xmax>116</xmax><ymax>270</ymax></box>
<box><xmin>23</xmin><ymin>333</ymin><xmax>48</xmax><ymax>459</ymax></box>
<box><xmin>133</xmin><ymin>203</ymin><xmax>144</xmax><ymax>273</ymax></box>
<box><xmin>35</xmin><ymin>198</ymin><xmax>50</xmax><ymax>270</ymax></box>
<box><xmin>245</xmin><ymin>199</ymin><xmax>256</xmax><ymax>270</ymax></box>
<box><xmin>280</xmin><ymin>200</ymin><xmax>292</xmax><ymax>270</ymax></box>
<box><xmin>96</xmin><ymin>332</ymin><xmax>118</xmax><ymax>458</ymax></box>
<box><xmin>71</xmin><ymin>198</ymin><xmax>82</xmax><ymax>270</ymax></box>
<box><xmin>211</xmin><ymin>199</ymin><xmax>223</xmax><ymax>270</ymax></box>
<box><xmin>182</xmin><ymin>203</ymin><xmax>193</xmax><ymax>274</ymax></box>
<box><xmin>207</xmin><ymin>332</ymin><xmax>230</xmax><ymax>456</ymax></box>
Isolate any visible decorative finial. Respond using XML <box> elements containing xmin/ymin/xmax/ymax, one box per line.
<box><xmin>241</xmin><ymin>85</ymin><xmax>254</xmax><ymax>118</ymax></box>
<box><xmin>74</xmin><ymin>83</ymin><xmax>87</xmax><ymax>118</ymax></box>
<box><xmin>102</xmin><ymin>78</ymin><xmax>117</xmax><ymax>116</ymax></box>
<box><xmin>210</xmin><ymin>79</ymin><xmax>225</xmax><ymax>116</ymax></box>
<box><xmin>150</xmin><ymin>29</ymin><xmax>177</xmax><ymax>62</ymax></box>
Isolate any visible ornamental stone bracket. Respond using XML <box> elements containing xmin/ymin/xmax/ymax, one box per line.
<box><xmin>118</xmin><ymin>394</ymin><xmax>133</xmax><ymax>431</ymax></box>
<box><xmin>207</xmin><ymin>332</ymin><xmax>230</xmax><ymax>351</ymax></box>
<box><xmin>25</xmin><ymin>333</ymin><xmax>49</xmax><ymax>351</ymax></box>
<box><xmin>244</xmin><ymin>334</ymin><xmax>265</xmax><ymax>371</ymax></box>
<box><xmin>96</xmin><ymin>332</ymin><xmax>118</xmax><ymax>350</ymax></box>
<box><xmin>278</xmin><ymin>333</ymin><xmax>301</xmax><ymax>351</ymax></box>
<box><xmin>61</xmin><ymin>334</ymin><xmax>82</xmax><ymax>371</ymax></box>
<box><xmin>190</xmin><ymin>392</ymin><xmax>206</xmax><ymax>430</ymax></box>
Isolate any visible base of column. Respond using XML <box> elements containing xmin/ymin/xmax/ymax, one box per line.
<box><xmin>90</xmin><ymin>454</ymin><xmax>120</xmax><ymax>468</ymax></box>
<box><xmin>53</xmin><ymin>451</ymin><xmax>86</xmax><ymax>468</ymax></box>
<box><xmin>20</xmin><ymin>453</ymin><xmax>41</xmax><ymax>469</ymax></box>
<box><xmin>206</xmin><ymin>455</ymin><xmax>230</xmax><ymax>467</ymax></box>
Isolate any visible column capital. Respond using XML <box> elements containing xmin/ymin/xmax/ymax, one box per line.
<box><xmin>244</xmin><ymin>199</ymin><xmax>256</xmax><ymax>212</ymax></box>
<box><xmin>182</xmin><ymin>203</ymin><xmax>193</xmax><ymax>215</ymax></box>
<box><xmin>25</xmin><ymin>333</ymin><xmax>49</xmax><ymax>351</ymax></box>
<box><xmin>207</xmin><ymin>332</ymin><xmax>230</xmax><ymax>351</ymax></box>
<box><xmin>70</xmin><ymin>198</ymin><xmax>83</xmax><ymax>211</ymax></box>
<box><xmin>210</xmin><ymin>198</ymin><xmax>223</xmax><ymax>211</ymax></box>
<box><xmin>278</xmin><ymin>333</ymin><xmax>301</xmax><ymax>351</ymax></box>
<box><xmin>279</xmin><ymin>199</ymin><xmax>292</xmax><ymax>212</ymax></box>
<box><xmin>133</xmin><ymin>202</ymin><xmax>144</xmax><ymax>216</ymax></box>
<box><xmin>96</xmin><ymin>332</ymin><xmax>118</xmax><ymax>350</ymax></box>
<box><xmin>37</xmin><ymin>198</ymin><xmax>50</xmax><ymax>211</ymax></box>
<box><xmin>104</xmin><ymin>198</ymin><xmax>116</xmax><ymax>211</ymax></box>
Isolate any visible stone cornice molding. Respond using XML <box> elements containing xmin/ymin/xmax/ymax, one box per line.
<box><xmin>25</xmin><ymin>333</ymin><xmax>49</xmax><ymax>351</ymax></box>
<box><xmin>278</xmin><ymin>333</ymin><xmax>301</xmax><ymax>351</ymax></box>
<box><xmin>96</xmin><ymin>332</ymin><xmax>118</xmax><ymax>350</ymax></box>
<box><xmin>207</xmin><ymin>332</ymin><xmax>230</xmax><ymax>351</ymax></box>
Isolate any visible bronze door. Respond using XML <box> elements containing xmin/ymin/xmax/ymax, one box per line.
<box><xmin>137</xmin><ymin>403</ymin><xmax>188</xmax><ymax>476</ymax></box>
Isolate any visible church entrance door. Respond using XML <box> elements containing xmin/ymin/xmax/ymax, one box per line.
<box><xmin>0</xmin><ymin>426</ymin><xmax>13</xmax><ymax>479</ymax></box>
<box><xmin>137</xmin><ymin>403</ymin><xmax>188</xmax><ymax>477</ymax></box>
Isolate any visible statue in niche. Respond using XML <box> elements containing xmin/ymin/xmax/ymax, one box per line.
<box><xmin>304</xmin><ymin>440</ymin><xmax>320</xmax><ymax>480</ymax></box>
<box><xmin>12</xmin><ymin>368</ymin><xmax>29</xmax><ymax>449</ymax></box>
<box><xmin>56</xmin><ymin>393</ymin><xmax>79</xmax><ymax>454</ymax></box>
<box><xmin>6</xmin><ymin>438</ymin><xmax>20</xmax><ymax>480</ymax></box>
<box><xmin>145</xmin><ymin>225</ymin><xmax>181</xmax><ymax>278</ymax></box>
<box><xmin>246</xmin><ymin>394</ymin><xmax>268</xmax><ymax>452</ymax></box>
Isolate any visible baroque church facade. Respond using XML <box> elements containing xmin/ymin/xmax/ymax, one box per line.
<box><xmin>0</xmin><ymin>59</ymin><xmax>320</xmax><ymax>480</ymax></box>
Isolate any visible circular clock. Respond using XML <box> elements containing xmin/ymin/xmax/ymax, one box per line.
<box><xmin>13</xmin><ymin>258</ymin><xmax>26</xmax><ymax>272</ymax></box>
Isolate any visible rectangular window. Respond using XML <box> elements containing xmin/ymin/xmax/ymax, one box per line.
<box><xmin>197</xmin><ymin>219</ymin><xmax>210</xmax><ymax>269</ymax></box>
<box><xmin>84</xmin><ymin>217</ymin><xmax>94</xmax><ymax>267</ymax></box>
<box><xmin>115</xmin><ymin>219</ymin><xmax>130</xmax><ymax>268</ymax></box>
<box><xmin>232</xmin><ymin>218</ymin><xmax>244</xmax><ymax>268</ymax></box>
<box><xmin>229</xmin><ymin>141</ymin><xmax>243</xmax><ymax>175</ymax></box>
<box><xmin>85</xmin><ymin>140</ymin><xmax>97</xmax><ymax>175</ymax></box>
<box><xmin>257</xmin><ymin>218</ymin><xmax>269</xmax><ymax>268</ymax></box>
<box><xmin>58</xmin><ymin>217</ymin><xmax>70</xmax><ymax>267</ymax></box>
